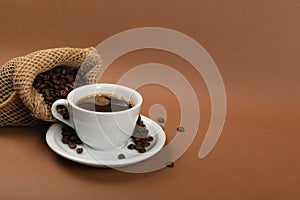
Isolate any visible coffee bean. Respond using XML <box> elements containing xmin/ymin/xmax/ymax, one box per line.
<box><xmin>134</xmin><ymin>137</ymin><xmax>142</xmax><ymax>142</ymax></box>
<box><xmin>60</xmin><ymin>90</ymin><xmax>68</xmax><ymax>97</ymax></box>
<box><xmin>44</xmin><ymin>74</ymin><xmax>50</xmax><ymax>81</ymax></box>
<box><xmin>135</xmin><ymin>143</ymin><xmax>143</xmax><ymax>150</ymax></box>
<box><xmin>45</xmin><ymin>96</ymin><xmax>53</xmax><ymax>101</ymax></box>
<box><xmin>127</xmin><ymin>144</ymin><xmax>135</xmax><ymax>150</ymax></box>
<box><xmin>57</xmin><ymin>105</ymin><xmax>70</xmax><ymax>120</ymax></box>
<box><xmin>52</xmin><ymin>79</ymin><xmax>59</xmax><ymax>84</ymax></box>
<box><xmin>157</xmin><ymin>117</ymin><xmax>165</xmax><ymax>123</ymax></box>
<box><xmin>60</xmin><ymin>79</ymin><xmax>67</xmax><ymax>85</ymax></box>
<box><xmin>142</xmin><ymin>141</ymin><xmax>150</xmax><ymax>147</ymax></box>
<box><xmin>66</xmin><ymin>76</ymin><xmax>74</xmax><ymax>83</ymax></box>
<box><xmin>76</xmin><ymin>148</ymin><xmax>83</xmax><ymax>154</ymax></box>
<box><xmin>53</xmin><ymin>67</ymin><xmax>61</xmax><ymax>74</ymax></box>
<box><xmin>62</xmin><ymin>114</ymin><xmax>69</xmax><ymax>119</ymax></box>
<box><xmin>47</xmin><ymin>82</ymin><xmax>54</xmax><ymax>88</ymax></box>
<box><xmin>55</xmin><ymin>91</ymin><xmax>61</xmax><ymax>97</ymax></box>
<box><xmin>62</xmin><ymin>130</ymin><xmax>73</xmax><ymax>136</ymax></box>
<box><xmin>147</xmin><ymin>136</ymin><xmax>153</xmax><ymax>141</ymax></box>
<box><xmin>142</xmin><ymin>137</ymin><xmax>148</xmax><ymax>142</ymax></box>
<box><xmin>45</xmin><ymin>88</ymin><xmax>50</xmax><ymax>96</ymax></box>
<box><xmin>69</xmin><ymin>135</ymin><xmax>78</xmax><ymax>142</ymax></box>
<box><xmin>166</xmin><ymin>161</ymin><xmax>174</xmax><ymax>168</ymax></box>
<box><xmin>75</xmin><ymin>140</ymin><xmax>83</xmax><ymax>145</ymax></box>
<box><xmin>177</xmin><ymin>126</ymin><xmax>185</xmax><ymax>132</ymax></box>
<box><xmin>39</xmin><ymin>84</ymin><xmax>46</xmax><ymax>89</ymax></box>
<box><xmin>63</xmin><ymin>136</ymin><xmax>70</xmax><ymax>140</ymax></box>
<box><xmin>138</xmin><ymin>148</ymin><xmax>146</xmax><ymax>153</ymax></box>
<box><xmin>61</xmin><ymin>127</ymin><xmax>72</xmax><ymax>133</ymax></box>
<box><xmin>48</xmin><ymin>71</ymin><xmax>54</xmax><ymax>76</ymax></box>
<box><xmin>118</xmin><ymin>154</ymin><xmax>126</xmax><ymax>159</ymax></box>
<box><xmin>61</xmin><ymin>137</ymin><xmax>68</xmax><ymax>144</ymax></box>
<box><xmin>68</xmin><ymin>142</ymin><xmax>76</xmax><ymax>149</ymax></box>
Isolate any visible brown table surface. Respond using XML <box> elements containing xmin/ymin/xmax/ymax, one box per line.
<box><xmin>1</xmin><ymin>1</ymin><xmax>299</xmax><ymax>199</ymax></box>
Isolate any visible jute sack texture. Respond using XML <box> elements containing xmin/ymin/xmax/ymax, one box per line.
<box><xmin>0</xmin><ymin>47</ymin><xmax>102</xmax><ymax>126</ymax></box>
<box><xmin>0</xmin><ymin>57</ymin><xmax>39</xmax><ymax>126</ymax></box>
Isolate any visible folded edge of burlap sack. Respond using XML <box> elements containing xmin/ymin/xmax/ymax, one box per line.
<box><xmin>0</xmin><ymin>57</ymin><xmax>40</xmax><ymax>126</ymax></box>
<box><xmin>0</xmin><ymin>47</ymin><xmax>102</xmax><ymax>126</ymax></box>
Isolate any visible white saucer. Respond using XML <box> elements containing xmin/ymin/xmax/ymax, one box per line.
<box><xmin>45</xmin><ymin>115</ymin><xmax>166</xmax><ymax>168</ymax></box>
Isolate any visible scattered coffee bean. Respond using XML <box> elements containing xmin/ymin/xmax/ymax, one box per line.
<box><xmin>138</xmin><ymin>148</ymin><xmax>146</xmax><ymax>153</ymax></box>
<box><xmin>177</xmin><ymin>126</ymin><xmax>185</xmax><ymax>132</ymax></box>
<box><xmin>118</xmin><ymin>154</ymin><xmax>126</xmax><ymax>159</ymax></box>
<box><xmin>76</xmin><ymin>148</ymin><xmax>83</xmax><ymax>154</ymax></box>
<box><xmin>147</xmin><ymin>136</ymin><xmax>153</xmax><ymax>141</ymax></box>
<box><xmin>166</xmin><ymin>161</ymin><xmax>174</xmax><ymax>168</ymax></box>
<box><xmin>157</xmin><ymin>117</ymin><xmax>165</xmax><ymax>123</ymax></box>
<box><xmin>61</xmin><ymin>137</ymin><xmax>68</xmax><ymax>144</ymax></box>
<box><xmin>127</xmin><ymin>144</ymin><xmax>135</xmax><ymax>150</ymax></box>
<box><xmin>68</xmin><ymin>142</ymin><xmax>77</xmax><ymax>149</ymax></box>
<box><xmin>142</xmin><ymin>141</ymin><xmax>150</xmax><ymax>147</ymax></box>
<box><xmin>133</xmin><ymin>136</ymin><xmax>142</xmax><ymax>142</ymax></box>
<box><xmin>135</xmin><ymin>143</ymin><xmax>143</xmax><ymax>150</ymax></box>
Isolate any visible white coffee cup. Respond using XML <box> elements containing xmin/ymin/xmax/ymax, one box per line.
<box><xmin>51</xmin><ymin>83</ymin><xmax>142</xmax><ymax>151</ymax></box>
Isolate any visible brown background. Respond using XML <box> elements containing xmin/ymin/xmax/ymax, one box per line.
<box><xmin>0</xmin><ymin>0</ymin><xmax>299</xmax><ymax>199</ymax></box>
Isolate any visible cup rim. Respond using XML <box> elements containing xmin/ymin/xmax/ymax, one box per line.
<box><xmin>67</xmin><ymin>83</ymin><xmax>143</xmax><ymax>114</ymax></box>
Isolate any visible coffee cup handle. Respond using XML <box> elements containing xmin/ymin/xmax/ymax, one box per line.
<box><xmin>51</xmin><ymin>99</ymin><xmax>74</xmax><ymax>128</ymax></box>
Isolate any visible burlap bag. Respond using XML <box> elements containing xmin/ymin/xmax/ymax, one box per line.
<box><xmin>0</xmin><ymin>47</ymin><xmax>102</xmax><ymax>126</ymax></box>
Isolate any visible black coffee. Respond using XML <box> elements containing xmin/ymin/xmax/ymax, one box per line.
<box><xmin>76</xmin><ymin>94</ymin><xmax>133</xmax><ymax>112</ymax></box>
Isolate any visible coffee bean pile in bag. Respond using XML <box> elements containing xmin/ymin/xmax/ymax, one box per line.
<box><xmin>0</xmin><ymin>47</ymin><xmax>102</xmax><ymax>126</ymax></box>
